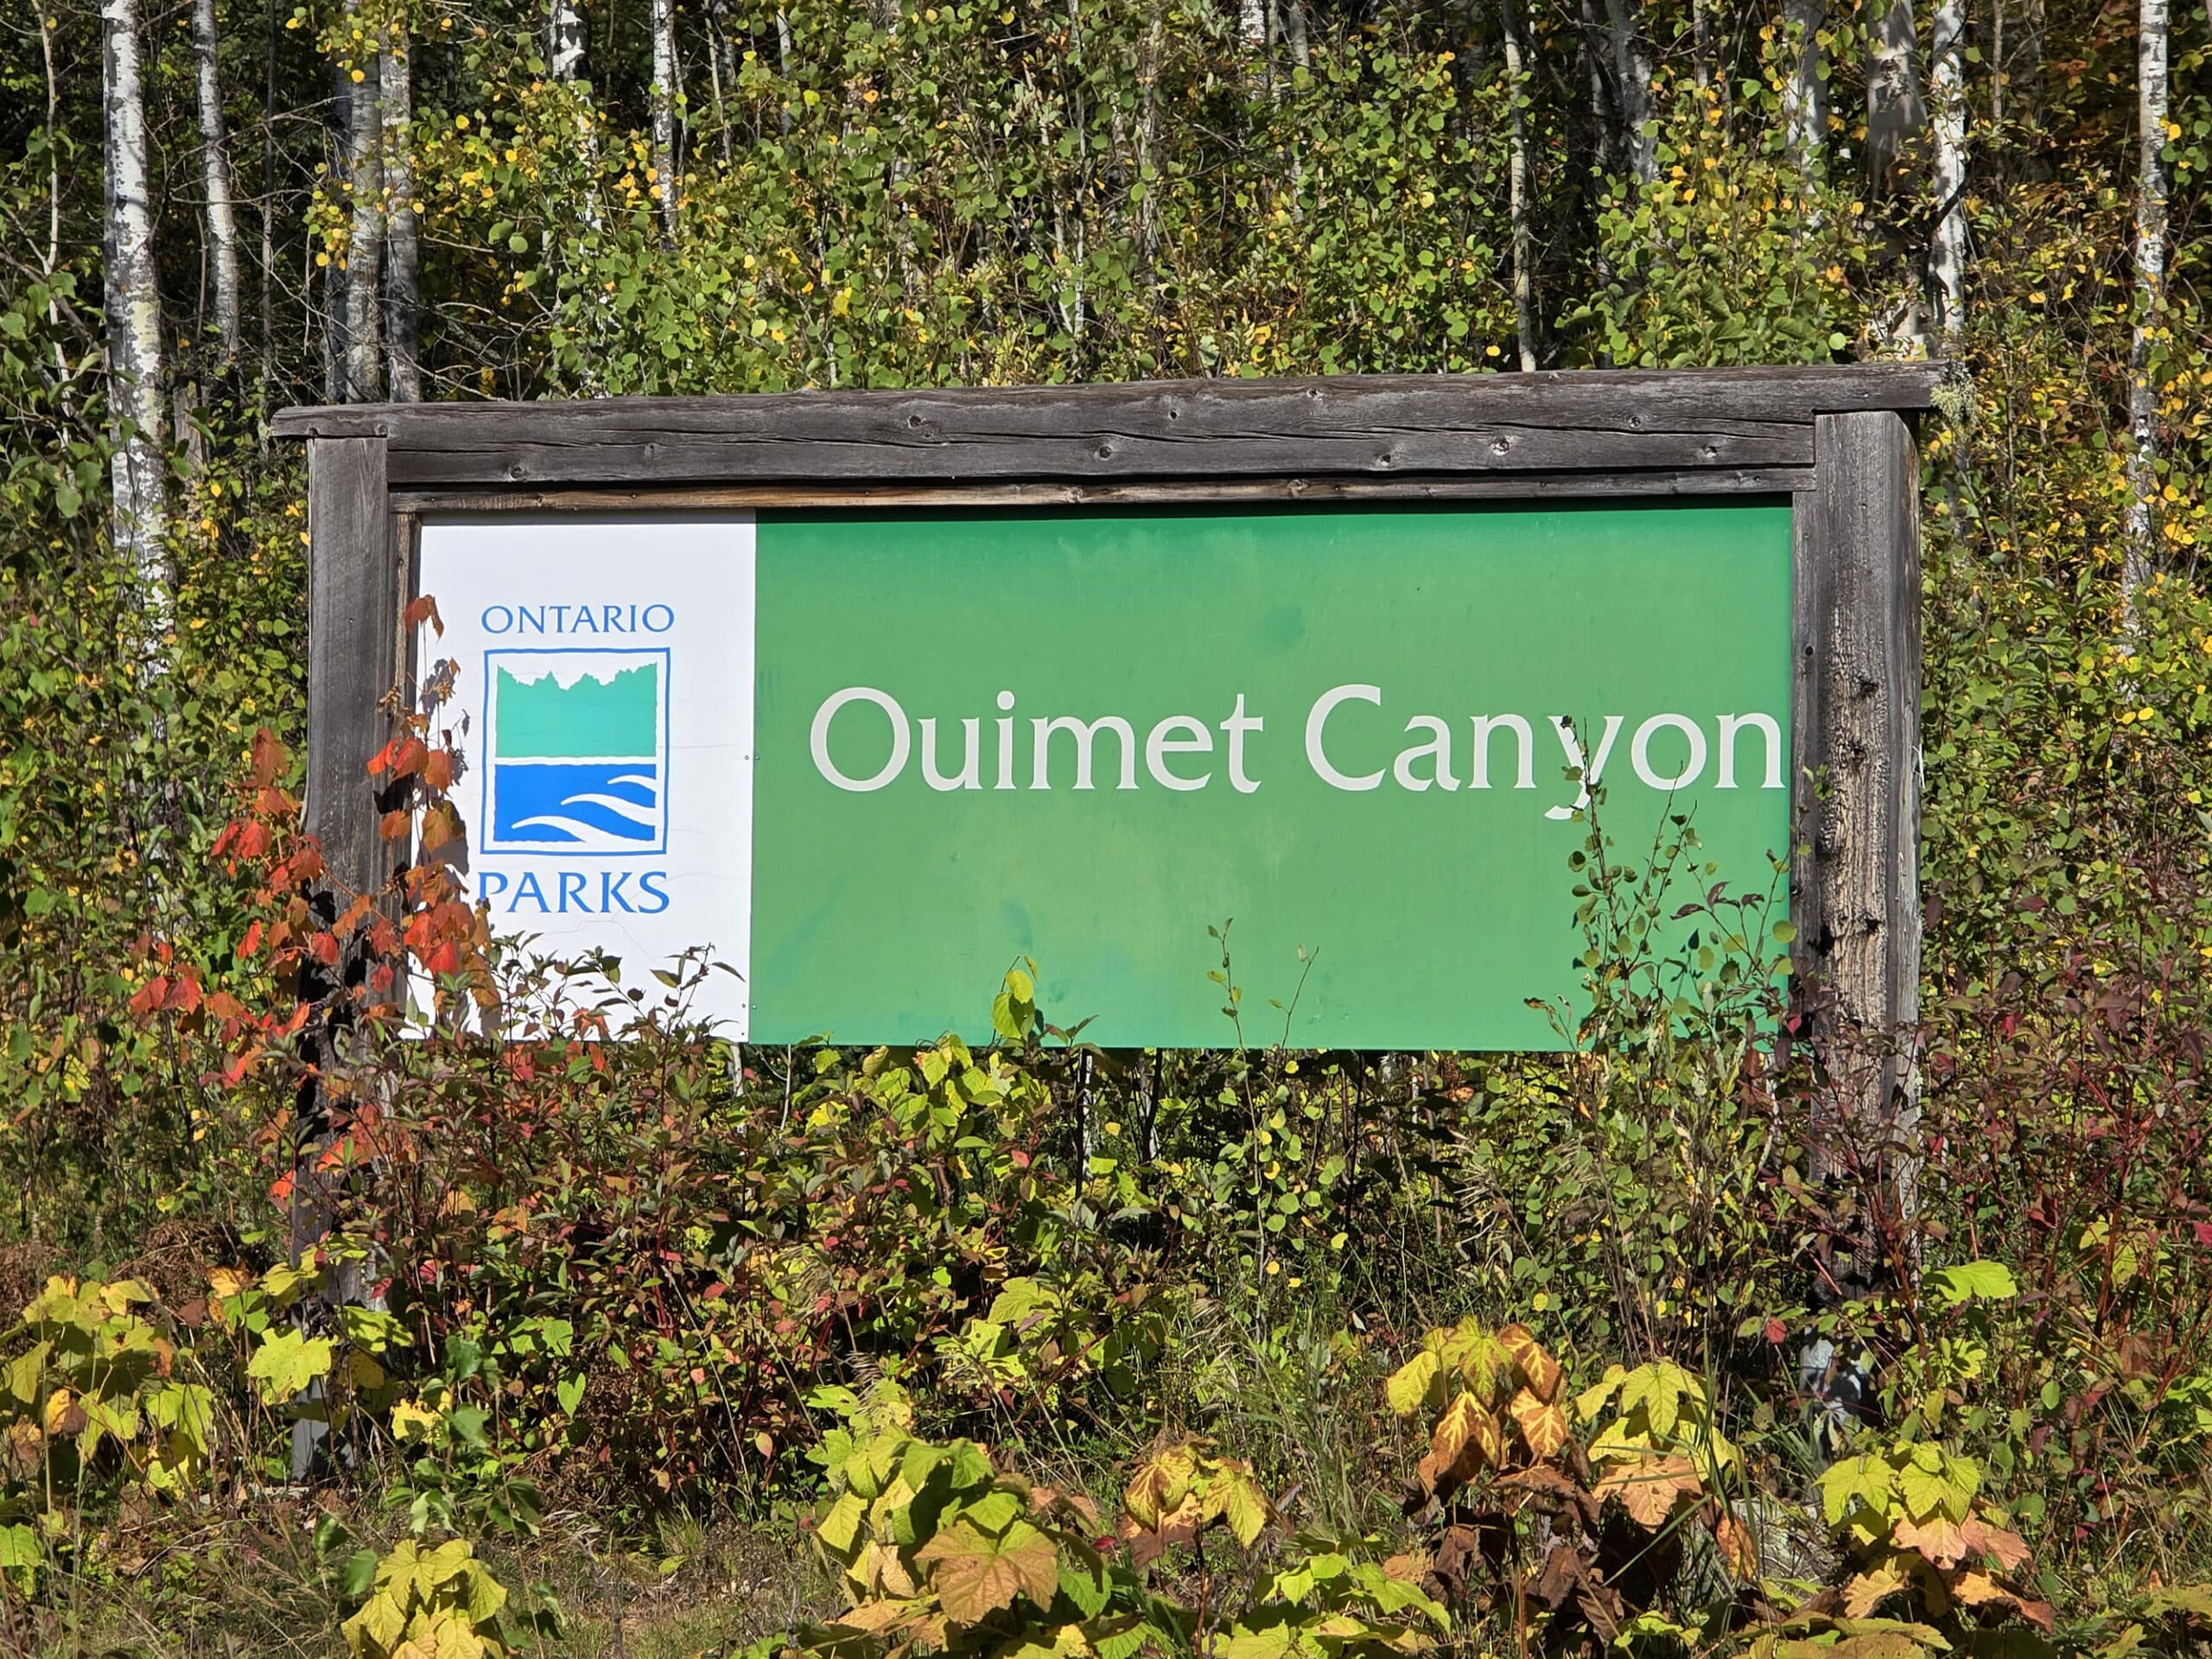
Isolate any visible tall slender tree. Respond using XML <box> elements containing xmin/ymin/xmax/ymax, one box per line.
<box><xmin>1866</xmin><ymin>0</ymin><xmax>1926</xmax><ymax>187</ymax></box>
<box><xmin>2124</xmin><ymin>0</ymin><xmax>2170</xmax><ymax>606</ymax></box>
<box><xmin>342</xmin><ymin>6</ymin><xmax>384</xmax><ymax>401</ymax></box>
<box><xmin>1783</xmin><ymin>0</ymin><xmax>1827</xmax><ymax>176</ymax></box>
<box><xmin>102</xmin><ymin>0</ymin><xmax>168</xmax><ymax>607</ymax></box>
<box><xmin>1930</xmin><ymin>0</ymin><xmax>1968</xmax><ymax>339</ymax></box>
<box><xmin>650</xmin><ymin>0</ymin><xmax>682</xmax><ymax>240</ymax></box>
<box><xmin>1503</xmin><ymin>0</ymin><xmax>1538</xmax><ymax>369</ymax></box>
<box><xmin>194</xmin><ymin>0</ymin><xmax>244</xmax><ymax>365</ymax></box>
<box><xmin>1600</xmin><ymin>0</ymin><xmax>1656</xmax><ymax>181</ymax></box>
<box><xmin>381</xmin><ymin>12</ymin><xmax>420</xmax><ymax>401</ymax></box>
<box><xmin>547</xmin><ymin>0</ymin><xmax>586</xmax><ymax>79</ymax></box>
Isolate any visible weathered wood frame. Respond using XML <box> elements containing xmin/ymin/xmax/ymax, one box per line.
<box><xmin>275</xmin><ymin>364</ymin><xmax>1932</xmax><ymax>1078</ymax></box>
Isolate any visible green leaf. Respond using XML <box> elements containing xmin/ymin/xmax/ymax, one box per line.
<box><xmin>7</xmin><ymin>1341</ymin><xmax>51</xmax><ymax>1405</ymax></box>
<box><xmin>817</xmin><ymin>1491</ymin><xmax>868</xmax><ymax>1554</ymax></box>
<box><xmin>1821</xmin><ymin>1454</ymin><xmax>1897</xmax><ymax>1527</ymax></box>
<box><xmin>1223</xmin><ymin>1473</ymin><xmax>1270</xmax><ymax>1546</ymax></box>
<box><xmin>556</xmin><ymin>1373</ymin><xmax>586</xmax><ymax>1414</ymax></box>
<box><xmin>245</xmin><ymin>1327</ymin><xmax>334</xmax><ymax>1407</ymax></box>
<box><xmin>1929</xmin><ymin>1262</ymin><xmax>2018</xmax><ymax>1306</ymax></box>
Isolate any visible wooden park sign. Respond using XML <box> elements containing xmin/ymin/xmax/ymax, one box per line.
<box><xmin>274</xmin><ymin>364</ymin><xmax>1934</xmax><ymax>1067</ymax></box>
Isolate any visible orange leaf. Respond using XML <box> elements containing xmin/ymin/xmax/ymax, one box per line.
<box><xmin>1893</xmin><ymin>1511</ymin><xmax>1972</xmax><ymax>1568</ymax></box>
<box><xmin>1594</xmin><ymin>1456</ymin><xmax>1701</xmax><ymax>1529</ymax></box>
<box><xmin>1500</xmin><ymin>1324</ymin><xmax>1564</xmax><ymax>1403</ymax></box>
<box><xmin>1714</xmin><ymin>1512</ymin><xmax>1760</xmax><ymax>1580</ymax></box>
<box><xmin>1510</xmin><ymin>1388</ymin><xmax>1571</xmax><ymax>1459</ymax></box>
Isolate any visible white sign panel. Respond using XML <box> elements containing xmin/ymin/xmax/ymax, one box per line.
<box><xmin>416</xmin><ymin>516</ymin><xmax>756</xmax><ymax>1033</ymax></box>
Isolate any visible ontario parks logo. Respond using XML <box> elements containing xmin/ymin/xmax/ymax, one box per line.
<box><xmin>483</xmin><ymin>648</ymin><xmax>670</xmax><ymax>855</ymax></box>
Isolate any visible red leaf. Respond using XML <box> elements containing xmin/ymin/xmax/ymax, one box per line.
<box><xmin>250</xmin><ymin>728</ymin><xmax>287</xmax><ymax>787</ymax></box>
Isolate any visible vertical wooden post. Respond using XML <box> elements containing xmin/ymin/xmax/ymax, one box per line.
<box><xmin>294</xmin><ymin>433</ymin><xmax>398</xmax><ymax>1480</ymax></box>
<box><xmin>305</xmin><ymin>434</ymin><xmax>399</xmax><ymax>892</ymax></box>
<box><xmin>1793</xmin><ymin>408</ymin><xmax>1923</xmax><ymax>1249</ymax></box>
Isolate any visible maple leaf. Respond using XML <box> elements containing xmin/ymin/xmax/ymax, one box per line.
<box><xmin>1714</xmin><ymin>1512</ymin><xmax>1761</xmax><ymax>1581</ymax></box>
<box><xmin>1419</xmin><ymin>1392</ymin><xmax>1494</xmax><ymax>1497</ymax></box>
<box><xmin>1498</xmin><ymin>1325</ymin><xmax>1563</xmax><ymax>1403</ymax></box>
<box><xmin>1891</xmin><ymin>1512</ymin><xmax>1971</xmax><ymax>1568</ymax></box>
<box><xmin>1509</xmin><ymin>1389</ymin><xmax>1571</xmax><ymax>1459</ymax></box>
<box><xmin>1594</xmin><ymin>1455</ymin><xmax>1701</xmax><ymax>1529</ymax></box>
<box><xmin>918</xmin><ymin>1517</ymin><xmax>1058</xmax><ymax>1624</ymax></box>
<box><xmin>1844</xmin><ymin>1567</ymin><xmax>1912</xmax><ymax>1618</ymax></box>
<box><xmin>243</xmin><ymin>1336</ymin><xmax>336</xmax><ymax>1407</ymax></box>
<box><xmin>1386</xmin><ymin>1351</ymin><xmax>1443</xmax><ymax>1418</ymax></box>
<box><xmin>1953</xmin><ymin>1571</ymin><xmax>2056</xmax><ymax>1631</ymax></box>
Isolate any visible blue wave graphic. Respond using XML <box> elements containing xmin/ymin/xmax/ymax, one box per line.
<box><xmin>491</xmin><ymin>761</ymin><xmax>661</xmax><ymax>845</ymax></box>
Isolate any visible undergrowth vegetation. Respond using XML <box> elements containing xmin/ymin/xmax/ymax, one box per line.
<box><xmin>2</xmin><ymin>0</ymin><xmax>2211</xmax><ymax>1642</ymax></box>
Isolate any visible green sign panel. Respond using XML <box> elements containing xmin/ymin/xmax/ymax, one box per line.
<box><xmin>423</xmin><ymin>500</ymin><xmax>1793</xmax><ymax>1049</ymax></box>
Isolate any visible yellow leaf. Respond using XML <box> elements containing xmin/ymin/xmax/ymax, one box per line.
<box><xmin>1509</xmin><ymin>1389</ymin><xmax>1571</xmax><ymax>1459</ymax></box>
<box><xmin>1385</xmin><ymin>1351</ymin><xmax>1442</xmax><ymax>1418</ymax></box>
<box><xmin>1420</xmin><ymin>1391</ymin><xmax>1491</xmax><ymax>1493</ymax></box>
<box><xmin>1499</xmin><ymin>1325</ymin><xmax>1563</xmax><ymax>1403</ymax></box>
<box><xmin>1844</xmin><ymin>1566</ymin><xmax>1911</xmax><ymax>1618</ymax></box>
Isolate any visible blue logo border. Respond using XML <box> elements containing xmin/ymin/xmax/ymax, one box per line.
<box><xmin>480</xmin><ymin>645</ymin><xmax>672</xmax><ymax>859</ymax></box>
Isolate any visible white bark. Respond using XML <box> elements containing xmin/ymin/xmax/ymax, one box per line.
<box><xmin>1929</xmin><ymin>0</ymin><xmax>1967</xmax><ymax>340</ymax></box>
<box><xmin>342</xmin><ymin>18</ymin><xmax>384</xmax><ymax>401</ymax></box>
<box><xmin>547</xmin><ymin>0</ymin><xmax>586</xmax><ymax>81</ymax></box>
<box><xmin>651</xmin><ymin>0</ymin><xmax>682</xmax><ymax>241</ymax></box>
<box><xmin>103</xmin><ymin>0</ymin><xmax>168</xmax><ymax>604</ymax></box>
<box><xmin>1603</xmin><ymin>0</ymin><xmax>1656</xmax><ymax>181</ymax></box>
<box><xmin>194</xmin><ymin>0</ymin><xmax>243</xmax><ymax>364</ymax></box>
<box><xmin>1783</xmin><ymin>0</ymin><xmax>1827</xmax><ymax>175</ymax></box>
<box><xmin>1866</xmin><ymin>0</ymin><xmax>1926</xmax><ymax>187</ymax></box>
<box><xmin>381</xmin><ymin>19</ymin><xmax>420</xmax><ymax>400</ymax></box>
<box><xmin>1503</xmin><ymin>0</ymin><xmax>1537</xmax><ymax>370</ymax></box>
<box><xmin>776</xmin><ymin>10</ymin><xmax>794</xmax><ymax>135</ymax></box>
<box><xmin>2125</xmin><ymin>0</ymin><xmax>2170</xmax><ymax>607</ymax></box>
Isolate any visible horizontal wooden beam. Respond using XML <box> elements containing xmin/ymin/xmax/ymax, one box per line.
<box><xmin>388</xmin><ymin>466</ymin><xmax>1815</xmax><ymax>515</ymax></box>
<box><xmin>275</xmin><ymin>364</ymin><xmax>1940</xmax><ymax>489</ymax></box>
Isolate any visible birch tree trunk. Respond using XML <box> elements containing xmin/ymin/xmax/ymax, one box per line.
<box><xmin>1866</xmin><ymin>0</ymin><xmax>1926</xmax><ymax>188</ymax></box>
<box><xmin>1783</xmin><ymin>0</ymin><xmax>1827</xmax><ymax>175</ymax></box>
<box><xmin>1503</xmin><ymin>0</ymin><xmax>1539</xmax><ymax>370</ymax></box>
<box><xmin>343</xmin><ymin>17</ymin><xmax>385</xmax><ymax>401</ymax></box>
<box><xmin>194</xmin><ymin>0</ymin><xmax>243</xmax><ymax>365</ymax></box>
<box><xmin>103</xmin><ymin>0</ymin><xmax>168</xmax><ymax>605</ymax></box>
<box><xmin>1929</xmin><ymin>0</ymin><xmax>1967</xmax><ymax>340</ymax></box>
<box><xmin>548</xmin><ymin>0</ymin><xmax>586</xmax><ymax>80</ymax></box>
<box><xmin>650</xmin><ymin>0</ymin><xmax>683</xmax><ymax>241</ymax></box>
<box><xmin>2124</xmin><ymin>0</ymin><xmax>2170</xmax><ymax>607</ymax></box>
<box><xmin>1604</xmin><ymin>0</ymin><xmax>1655</xmax><ymax>181</ymax></box>
<box><xmin>381</xmin><ymin>16</ymin><xmax>421</xmax><ymax>401</ymax></box>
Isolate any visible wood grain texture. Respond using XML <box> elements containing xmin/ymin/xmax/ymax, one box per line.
<box><xmin>305</xmin><ymin>435</ymin><xmax>400</xmax><ymax>898</ymax></box>
<box><xmin>389</xmin><ymin>467</ymin><xmax>1815</xmax><ymax>515</ymax></box>
<box><xmin>273</xmin><ymin>364</ymin><xmax>1941</xmax><ymax>489</ymax></box>
<box><xmin>1805</xmin><ymin>410</ymin><xmax>1922</xmax><ymax>1121</ymax></box>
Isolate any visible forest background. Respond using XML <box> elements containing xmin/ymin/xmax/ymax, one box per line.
<box><xmin>1</xmin><ymin>0</ymin><xmax>2210</xmax><ymax>1649</ymax></box>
